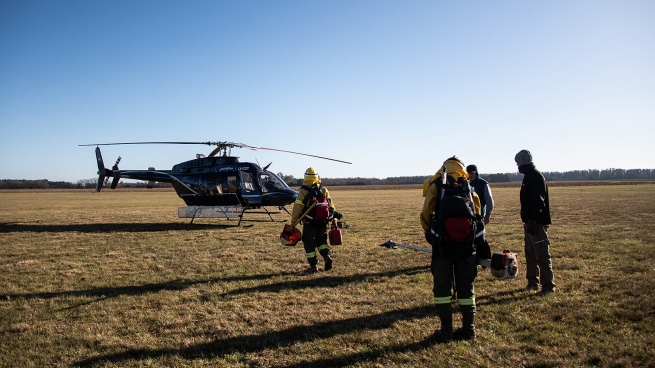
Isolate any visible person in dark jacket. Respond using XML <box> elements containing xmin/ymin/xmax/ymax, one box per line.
<box><xmin>466</xmin><ymin>164</ymin><xmax>494</xmax><ymax>225</ymax></box>
<box><xmin>515</xmin><ymin>150</ymin><xmax>555</xmax><ymax>296</ymax></box>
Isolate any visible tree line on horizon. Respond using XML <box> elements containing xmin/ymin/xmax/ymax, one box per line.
<box><xmin>2</xmin><ymin>168</ymin><xmax>653</xmax><ymax>190</ymax></box>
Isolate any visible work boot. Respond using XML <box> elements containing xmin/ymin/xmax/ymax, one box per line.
<box><xmin>433</xmin><ymin>312</ymin><xmax>453</xmax><ymax>343</ymax></box>
<box><xmin>306</xmin><ymin>257</ymin><xmax>318</xmax><ymax>273</ymax></box>
<box><xmin>537</xmin><ymin>288</ymin><xmax>555</xmax><ymax>296</ymax></box>
<box><xmin>303</xmin><ymin>264</ymin><xmax>318</xmax><ymax>274</ymax></box>
<box><xmin>324</xmin><ymin>254</ymin><xmax>333</xmax><ymax>271</ymax></box>
<box><xmin>453</xmin><ymin>312</ymin><xmax>476</xmax><ymax>340</ymax></box>
<box><xmin>525</xmin><ymin>283</ymin><xmax>539</xmax><ymax>292</ymax></box>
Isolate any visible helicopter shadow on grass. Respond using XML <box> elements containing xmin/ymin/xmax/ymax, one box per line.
<box><xmin>0</xmin><ymin>221</ymin><xmax>243</xmax><ymax>233</ymax></box>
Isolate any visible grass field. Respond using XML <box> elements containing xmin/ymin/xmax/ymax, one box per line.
<box><xmin>1</xmin><ymin>185</ymin><xmax>654</xmax><ymax>367</ymax></box>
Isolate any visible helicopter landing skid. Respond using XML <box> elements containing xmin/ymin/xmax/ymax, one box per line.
<box><xmin>179</xmin><ymin>205</ymin><xmax>242</xmax><ymax>224</ymax></box>
<box><xmin>178</xmin><ymin>205</ymin><xmax>284</xmax><ymax>226</ymax></box>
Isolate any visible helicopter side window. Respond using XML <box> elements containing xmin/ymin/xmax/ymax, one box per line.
<box><xmin>240</xmin><ymin>172</ymin><xmax>256</xmax><ymax>193</ymax></box>
<box><xmin>260</xmin><ymin>171</ymin><xmax>287</xmax><ymax>193</ymax></box>
<box><xmin>226</xmin><ymin>176</ymin><xmax>238</xmax><ymax>193</ymax></box>
<box><xmin>205</xmin><ymin>176</ymin><xmax>223</xmax><ymax>195</ymax></box>
<box><xmin>259</xmin><ymin>173</ymin><xmax>276</xmax><ymax>193</ymax></box>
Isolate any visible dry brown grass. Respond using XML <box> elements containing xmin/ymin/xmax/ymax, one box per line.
<box><xmin>1</xmin><ymin>185</ymin><xmax>654</xmax><ymax>367</ymax></box>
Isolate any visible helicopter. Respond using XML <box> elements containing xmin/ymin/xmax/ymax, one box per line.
<box><xmin>80</xmin><ymin>141</ymin><xmax>351</xmax><ymax>224</ymax></box>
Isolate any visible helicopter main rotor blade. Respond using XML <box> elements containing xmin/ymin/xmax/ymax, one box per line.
<box><xmin>79</xmin><ymin>142</ymin><xmax>218</xmax><ymax>146</ymax></box>
<box><xmin>244</xmin><ymin>145</ymin><xmax>352</xmax><ymax>164</ymax></box>
<box><xmin>79</xmin><ymin>141</ymin><xmax>351</xmax><ymax>164</ymax></box>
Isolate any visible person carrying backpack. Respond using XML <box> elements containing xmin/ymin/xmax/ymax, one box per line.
<box><xmin>289</xmin><ymin>167</ymin><xmax>343</xmax><ymax>273</ymax></box>
<box><xmin>421</xmin><ymin>156</ymin><xmax>482</xmax><ymax>343</ymax></box>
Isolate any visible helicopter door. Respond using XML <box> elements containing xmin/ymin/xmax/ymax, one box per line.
<box><xmin>239</xmin><ymin>171</ymin><xmax>262</xmax><ymax>205</ymax></box>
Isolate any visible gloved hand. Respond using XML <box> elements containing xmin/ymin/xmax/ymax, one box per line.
<box><xmin>527</xmin><ymin>220</ymin><xmax>539</xmax><ymax>235</ymax></box>
<box><xmin>333</xmin><ymin>210</ymin><xmax>343</xmax><ymax>220</ymax></box>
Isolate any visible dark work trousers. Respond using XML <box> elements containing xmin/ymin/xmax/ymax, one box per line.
<box><xmin>302</xmin><ymin>222</ymin><xmax>330</xmax><ymax>266</ymax></box>
<box><xmin>523</xmin><ymin>224</ymin><xmax>555</xmax><ymax>291</ymax></box>
<box><xmin>431</xmin><ymin>253</ymin><xmax>478</xmax><ymax>314</ymax></box>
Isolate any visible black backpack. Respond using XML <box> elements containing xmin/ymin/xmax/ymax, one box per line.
<box><xmin>301</xmin><ymin>185</ymin><xmax>331</xmax><ymax>222</ymax></box>
<box><xmin>429</xmin><ymin>176</ymin><xmax>478</xmax><ymax>260</ymax></box>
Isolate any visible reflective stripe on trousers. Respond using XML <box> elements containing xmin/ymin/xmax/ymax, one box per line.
<box><xmin>457</xmin><ymin>297</ymin><xmax>475</xmax><ymax>306</ymax></box>
<box><xmin>434</xmin><ymin>296</ymin><xmax>451</xmax><ymax>305</ymax></box>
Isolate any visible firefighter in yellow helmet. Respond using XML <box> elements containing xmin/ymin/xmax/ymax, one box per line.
<box><xmin>289</xmin><ymin>167</ymin><xmax>343</xmax><ymax>273</ymax></box>
<box><xmin>421</xmin><ymin>156</ymin><xmax>482</xmax><ymax>343</ymax></box>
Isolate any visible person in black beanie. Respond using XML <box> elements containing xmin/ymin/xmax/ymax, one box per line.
<box><xmin>515</xmin><ymin>149</ymin><xmax>555</xmax><ymax>296</ymax></box>
<box><xmin>466</xmin><ymin>164</ymin><xmax>494</xmax><ymax>225</ymax></box>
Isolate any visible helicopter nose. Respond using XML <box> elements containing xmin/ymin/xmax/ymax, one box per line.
<box><xmin>261</xmin><ymin>188</ymin><xmax>298</xmax><ymax>206</ymax></box>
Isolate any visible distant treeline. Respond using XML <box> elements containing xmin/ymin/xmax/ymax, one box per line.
<box><xmin>281</xmin><ymin>168</ymin><xmax>655</xmax><ymax>186</ymax></box>
<box><xmin>0</xmin><ymin>179</ymin><xmax>172</xmax><ymax>190</ymax></box>
<box><xmin>2</xmin><ymin>168</ymin><xmax>654</xmax><ymax>189</ymax></box>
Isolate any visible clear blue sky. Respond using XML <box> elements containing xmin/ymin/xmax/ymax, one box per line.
<box><xmin>1</xmin><ymin>0</ymin><xmax>654</xmax><ymax>182</ymax></box>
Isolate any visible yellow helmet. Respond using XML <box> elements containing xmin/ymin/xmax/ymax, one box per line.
<box><xmin>304</xmin><ymin>167</ymin><xmax>319</xmax><ymax>182</ymax></box>
<box><xmin>442</xmin><ymin>156</ymin><xmax>468</xmax><ymax>179</ymax></box>
<box><xmin>429</xmin><ymin>156</ymin><xmax>468</xmax><ymax>186</ymax></box>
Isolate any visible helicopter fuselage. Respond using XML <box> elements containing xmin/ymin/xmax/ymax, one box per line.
<box><xmin>102</xmin><ymin>153</ymin><xmax>298</xmax><ymax>208</ymax></box>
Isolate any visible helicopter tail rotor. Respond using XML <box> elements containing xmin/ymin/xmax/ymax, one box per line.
<box><xmin>95</xmin><ymin>147</ymin><xmax>106</xmax><ymax>192</ymax></box>
<box><xmin>110</xmin><ymin>156</ymin><xmax>121</xmax><ymax>189</ymax></box>
<box><xmin>94</xmin><ymin>147</ymin><xmax>121</xmax><ymax>192</ymax></box>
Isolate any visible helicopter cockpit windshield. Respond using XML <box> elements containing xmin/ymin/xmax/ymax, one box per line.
<box><xmin>259</xmin><ymin>171</ymin><xmax>289</xmax><ymax>193</ymax></box>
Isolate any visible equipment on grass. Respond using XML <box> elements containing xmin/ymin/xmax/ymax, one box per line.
<box><xmin>377</xmin><ymin>239</ymin><xmax>493</xmax><ymax>269</ymax></box>
<box><xmin>490</xmin><ymin>250</ymin><xmax>519</xmax><ymax>280</ymax></box>
<box><xmin>379</xmin><ymin>239</ymin><xmax>433</xmax><ymax>253</ymax></box>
